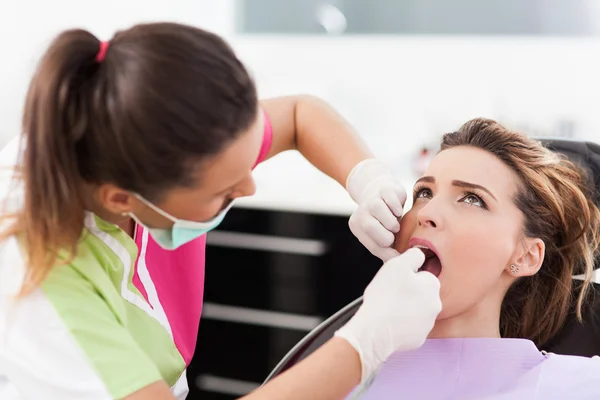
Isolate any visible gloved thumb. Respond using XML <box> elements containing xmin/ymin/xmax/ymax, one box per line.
<box><xmin>388</xmin><ymin>247</ymin><xmax>426</xmax><ymax>273</ymax></box>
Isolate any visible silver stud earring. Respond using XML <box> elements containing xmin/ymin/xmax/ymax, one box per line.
<box><xmin>510</xmin><ymin>264</ymin><xmax>519</xmax><ymax>275</ymax></box>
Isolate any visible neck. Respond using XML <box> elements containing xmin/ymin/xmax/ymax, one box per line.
<box><xmin>84</xmin><ymin>187</ymin><xmax>135</xmax><ymax>237</ymax></box>
<box><xmin>428</xmin><ymin>293</ymin><xmax>503</xmax><ymax>339</ymax></box>
<box><xmin>92</xmin><ymin>207</ymin><xmax>135</xmax><ymax>237</ymax></box>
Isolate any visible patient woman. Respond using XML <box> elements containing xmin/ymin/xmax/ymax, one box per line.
<box><xmin>352</xmin><ymin>118</ymin><xmax>600</xmax><ymax>399</ymax></box>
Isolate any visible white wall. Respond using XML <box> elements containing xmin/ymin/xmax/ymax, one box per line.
<box><xmin>232</xmin><ymin>36</ymin><xmax>600</xmax><ymax>171</ymax></box>
<box><xmin>1</xmin><ymin>1</ymin><xmax>600</xmax><ymax>171</ymax></box>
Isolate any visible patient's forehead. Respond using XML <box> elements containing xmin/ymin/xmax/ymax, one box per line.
<box><xmin>425</xmin><ymin>146</ymin><xmax>520</xmax><ymax>201</ymax></box>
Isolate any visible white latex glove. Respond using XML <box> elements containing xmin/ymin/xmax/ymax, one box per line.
<box><xmin>334</xmin><ymin>248</ymin><xmax>442</xmax><ymax>384</ymax></box>
<box><xmin>347</xmin><ymin>159</ymin><xmax>407</xmax><ymax>262</ymax></box>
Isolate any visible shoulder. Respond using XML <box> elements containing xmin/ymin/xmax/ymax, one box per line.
<box><xmin>538</xmin><ymin>353</ymin><xmax>600</xmax><ymax>397</ymax></box>
<box><xmin>0</xmin><ymin>136</ymin><xmax>25</xmax><ymax>213</ymax></box>
<box><xmin>0</xmin><ymin>234</ymin><xmax>163</xmax><ymax>399</ymax></box>
<box><xmin>544</xmin><ymin>352</ymin><xmax>600</xmax><ymax>371</ymax></box>
<box><xmin>0</xmin><ymin>136</ymin><xmax>24</xmax><ymax>166</ymax></box>
<box><xmin>0</xmin><ymin>233</ymin><xmax>27</xmax><ymax>296</ymax></box>
<box><xmin>0</xmin><ymin>219</ymin><xmax>115</xmax><ymax>300</ymax></box>
<box><xmin>252</xmin><ymin>107</ymin><xmax>273</xmax><ymax>167</ymax></box>
<box><xmin>545</xmin><ymin>351</ymin><xmax>600</xmax><ymax>369</ymax></box>
<box><xmin>0</xmin><ymin>137</ymin><xmax>30</xmax><ymax>295</ymax></box>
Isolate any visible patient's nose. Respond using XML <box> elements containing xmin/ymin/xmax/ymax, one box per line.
<box><xmin>417</xmin><ymin>201</ymin><xmax>442</xmax><ymax>229</ymax></box>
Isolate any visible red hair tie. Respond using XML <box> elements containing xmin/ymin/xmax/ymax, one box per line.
<box><xmin>96</xmin><ymin>41</ymin><xmax>109</xmax><ymax>63</ymax></box>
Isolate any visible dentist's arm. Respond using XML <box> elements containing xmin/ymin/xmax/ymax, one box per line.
<box><xmin>260</xmin><ymin>95</ymin><xmax>369</xmax><ymax>187</ymax></box>
<box><xmin>261</xmin><ymin>96</ymin><xmax>409</xmax><ymax>262</ymax></box>
<box><xmin>241</xmin><ymin>337</ymin><xmax>360</xmax><ymax>400</ymax></box>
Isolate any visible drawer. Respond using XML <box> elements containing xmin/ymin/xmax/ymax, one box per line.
<box><xmin>190</xmin><ymin>320</ymin><xmax>307</xmax><ymax>393</ymax></box>
<box><xmin>204</xmin><ymin>246</ymin><xmax>326</xmax><ymax>315</ymax></box>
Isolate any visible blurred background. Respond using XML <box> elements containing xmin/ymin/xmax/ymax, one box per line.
<box><xmin>2</xmin><ymin>1</ymin><xmax>600</xmax><ymax>176</ymax></box>
<box><xmin>2</xmin><ymin>1</ymin><xmax>600</xmax><ymax>399</ymax></box>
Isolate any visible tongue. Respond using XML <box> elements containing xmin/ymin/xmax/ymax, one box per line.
<box><xmin>419</xmin><ymin>255</ymin><xmax>442</xmax><ymax>277</ymax></box>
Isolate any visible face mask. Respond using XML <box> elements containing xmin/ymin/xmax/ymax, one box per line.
<box><xmin>130</xmin><ymin>194</ymin><xmax>234</xmax><ymax>250</ymax></box>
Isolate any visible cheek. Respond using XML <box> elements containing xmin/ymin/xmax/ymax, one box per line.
<box><xmin>394</xmin><ymin>211</ymin><xmax>418</xmax><ymax>252</ymax></box>
<box><xmin>164</xmin><ymin>196</ymin><xmax>228</xmax><ymax>223</ymax></box>
<box><xmin>199</xmin><ymin>197</ymin><xmax>230</xmax><ymax>219</ymax></box>
<box><xmin>201</xmin><ymin>196</ymin><xmax>232</xmax><ymax>217</ymax></box>
<box><xmin>437</xmin><ymin>216</ymin><xmax>519</xmax><ymax>317</ymax></box>
<box><xmin>445</xmin><ymin>217</ymin><xmax>517</xmax><ymax>273</ymax></box>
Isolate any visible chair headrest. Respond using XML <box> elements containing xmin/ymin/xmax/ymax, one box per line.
<box><xmin>541</xmin><ymin>139</ymin><xmax>600</xmax><ymax>208</ymax></box>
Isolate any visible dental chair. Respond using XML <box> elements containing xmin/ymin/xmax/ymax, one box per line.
<box><xmin>265</xmin><ymin>139</ymin><xmax>600</xmax><ymax>383</ymax></box>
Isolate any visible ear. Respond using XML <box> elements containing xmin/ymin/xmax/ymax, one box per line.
<box><xmin>96</xmin><ymin>183</ymin><xmax>136</xmax><ymax>216</ymax></box>
<box><xmin>508</xmin><ymin>238</ymin><xmax>545</xmax><ymax>277</ymax></box>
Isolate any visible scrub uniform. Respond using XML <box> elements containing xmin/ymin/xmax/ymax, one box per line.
<box><xmin>0</xmin><ymin>113</ymin><xmax>273</xmax><ymax>399</ymax></box>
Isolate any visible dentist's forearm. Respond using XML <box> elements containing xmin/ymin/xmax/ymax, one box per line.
<box><xmin>240</xmin><ymin>337</ymin><xmax>360</xmax><ymax>400</ymax></box>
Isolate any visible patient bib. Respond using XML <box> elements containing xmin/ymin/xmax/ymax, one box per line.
<box><xmin>351</xmin><ymin>338</ymin><xmax>600</xmax><ymax>399</ymax></box>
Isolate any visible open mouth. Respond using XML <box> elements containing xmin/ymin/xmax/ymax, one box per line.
<box><xmin>413</xmin><ymin>246</ymin><xmax>442</xmax><ymax>278</ymax></box>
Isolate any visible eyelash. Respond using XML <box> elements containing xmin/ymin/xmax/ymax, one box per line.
<box><xmin>412</xmin><ymin>184</ymin><xmax>488</xmax><ymax>210</ymax></box>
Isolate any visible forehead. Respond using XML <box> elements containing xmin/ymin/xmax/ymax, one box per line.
<box><xmin>426</xmin><ymin>146</ymin><xmax>521</xmax><ymax>199</ymax></box>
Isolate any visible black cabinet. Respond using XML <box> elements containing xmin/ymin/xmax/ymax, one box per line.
<box><xmin>186</xmin><ymin>207</ymin><xmax>380</xmax><ymax>399</ymax></box>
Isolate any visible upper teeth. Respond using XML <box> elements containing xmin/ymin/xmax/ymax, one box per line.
<box><xmin>413</xmin><ymin>245</ymin><xmax>430</xmax><ymax>250</ymax></box>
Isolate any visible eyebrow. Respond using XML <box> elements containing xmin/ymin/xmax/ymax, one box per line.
<box><xmin>415</xmin><ymin>176</ymin><xmax>497</xmax><ymax>201</ymax></box>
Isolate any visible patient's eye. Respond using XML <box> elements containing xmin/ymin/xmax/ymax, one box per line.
<box><xmin>413</xmin><ymin>185</ymin><xmax>432</xmax><ymax>200</ymax></box>
<box><xmin>461</xmin><ymin>192</ymin><xmax>487</xmax><ymax>209</ymax></box>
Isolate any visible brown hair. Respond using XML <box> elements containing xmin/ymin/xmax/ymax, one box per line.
<box><xmin>2</xmin><ymin>23</ymin><xmax>258</xmax><ymax>294</ymax></box>
<box><xmin>441</xmin><ymin>118</ymin><xmax>600</xmax><ymax>346</ymax></box>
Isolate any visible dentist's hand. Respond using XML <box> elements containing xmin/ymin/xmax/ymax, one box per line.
<box><xmin>334</xmin><ymin>248</ymin><xmax>442</xmax><ymax>383</ymax></box>
<box><xmin>347</xmin><ymin>159</ymin><xmax>407</xmax><ymax>262</ymax></box>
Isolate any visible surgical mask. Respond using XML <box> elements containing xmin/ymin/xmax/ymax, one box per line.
<box><xmin>130</xmin><ymin>194</ymin><xmax>235</xmax><ymax>250</ymax></box>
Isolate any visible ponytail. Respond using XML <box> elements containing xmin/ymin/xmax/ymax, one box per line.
<box><xmin>1</xmin><ymin>30</ymin><xmax>103</xmax><ymax>294</ymax></box>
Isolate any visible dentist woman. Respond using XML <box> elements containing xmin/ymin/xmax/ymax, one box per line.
<box><xmin>0</xmin><ymin>22</ymin><xmax>440</xmax><ymax>399</ymax></box>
